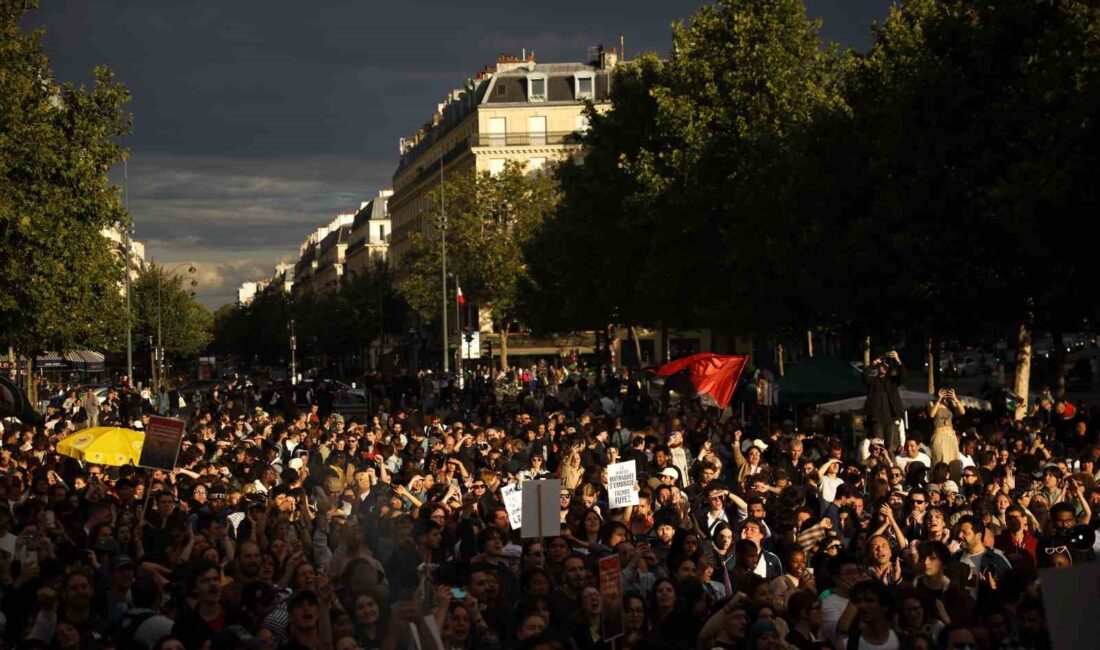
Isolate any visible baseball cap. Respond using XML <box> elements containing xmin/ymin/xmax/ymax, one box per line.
<box><xmin>941</xmin><ymin>480</ymin><xmax>960</xmax><ymax>495</ymax></box>
<box><xmin>110</xmin><ymin>554</ymin><xmax>135</xmax><ymax>571</ymax></box>
<box><xmin>288</xmin><ymin>457</ymin><xmax>305</xmax><ymax>471</ymax></box>
<box><xmin>660</xmin><ymin>467</ymin><xmax>679</xmax><ymax>480</ymax></box>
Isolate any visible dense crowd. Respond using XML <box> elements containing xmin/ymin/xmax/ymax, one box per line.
<box><xmin>1</xmin><ymin>355</ymin><xmax>1097</xmax><ymax>650</ymax></box>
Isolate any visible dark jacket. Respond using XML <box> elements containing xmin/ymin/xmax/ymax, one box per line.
<box><xmin>864</xmin><ymin>360</ymin><xmax>905</xmax><ymax>424</ymax></box>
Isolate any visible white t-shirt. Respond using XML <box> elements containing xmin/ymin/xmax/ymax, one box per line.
<box><xmin>896</xmin><ymin>452</ymin><xmax>931</xmax><ymax>472</ymax></box>
<box><xmin>858</xmin><ymin>630</ymin><xmax>900</xmax><ymax>650</ymax></box>
<box><xmin>820</xmin><ymin>475</ymin><xmax>844</xmax><ymax>504</ymax></box>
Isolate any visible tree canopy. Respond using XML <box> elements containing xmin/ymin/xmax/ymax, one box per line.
<box><xmin>1</xmin><ymin>0</ymin><xmax>132</xmax><ymax>356</ymax></box>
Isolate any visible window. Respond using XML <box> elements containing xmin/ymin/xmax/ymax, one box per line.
<box><xmin>488</xmin><ymin>117</ymin><xmax>506</xmax><ymax>146</ymax></box>
<box><xmin>496</xmin><ymin>83</ymin><xmax>507</xmax><ymax>98</ymax></box>
<box><xmin>378</xmin><ymin>224</ymin><xmax>385</xmax><ymax>242</ymax></box>
<box><xmin>528</xmin><ymin>116</ymin><xmax>546</xmax><ymax>146</ymax></box>
<box><xmin>528</xmin><ymin>157</ymin><xmax>547</xmax><ymax>176</ymax></box>
<box><xmin>575</xmin><ymin>74</ymin><xmax>594</xmax><ymax>99</ymax></box>
<box><xmin>527</xmin><ymin>74</ymin><xmax>547</xmax><ymax>102</ymax></box>
<box><xmin>488</xmin><ymin>158</ymin><xmax>506</xmax><ymax>176</ymax></box>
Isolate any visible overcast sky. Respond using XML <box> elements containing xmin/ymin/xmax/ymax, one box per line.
<box><xmin>26</xmin><ymin>1</ymin><xmax>891</xmax><ymax>308</ymax></box>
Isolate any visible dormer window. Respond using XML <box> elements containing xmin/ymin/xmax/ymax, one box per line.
<box><xmin>527</xmin><ymin>74</ymin><xmax>547</xmax><ymax>102</ymax></box>
<box><xmin>574</xmin><ymin>73</ymin><xmax>594</xmax><ymax>100</ymax></box>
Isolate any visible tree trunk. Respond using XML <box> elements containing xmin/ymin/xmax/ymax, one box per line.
<box><xmin>806</xmin><ymin>330</ymin><xmax>814</xmax><ymax>358</ymax></box>
<box><xmin>777</xmin><ymin>343</ymin><xmax>785</xmax><ymax>377</ymax></box>
<box><xmin>863</xmin><ymin>335</ymin><xmax>872</xmax><ymax>369</ymax></box>
<box><xmin>499</xmin><ymin>324</ymin><xmax>510</xmax><ymax>371</ymax></box>
<box><xmin>1052</xmin><ymin>331</ymin><xmax>1066</xmax><ymax>400</ymax></box>
<box><xmin>609</xmin><ymin>326</ymin><xmax>621</xmax><ymax>371</ymax></box>
<box><xmin>926</xmin><ymin>336</ymin><xmax>935</xmax><ymax>394</ymax></box>
<box><xmin>1014</xmin><ymin>317</ymin><xmax>1033</xmax><ymax>420</ymax></box>
<box><xmin>629</xmin><ymin>325</ymin><xmax>643</xmax><ymax>368</ymax></box>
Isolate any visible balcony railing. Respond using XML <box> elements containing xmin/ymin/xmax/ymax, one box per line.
<box><xmin>471</xmin><ymin>130</ymin><xmax>585</xmax><ymax>147</ymax></box>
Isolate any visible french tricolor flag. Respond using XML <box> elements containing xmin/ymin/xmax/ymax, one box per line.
<box><xmin>456</xmin><ymin>279</ymin><xmax>465</xmax><ymax>306</ymax></box>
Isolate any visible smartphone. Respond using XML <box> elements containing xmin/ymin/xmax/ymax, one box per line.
<box><xmin>451</xmin><ymin>587</ymin><xmax>467</xmax><ymax>599</ymax></box>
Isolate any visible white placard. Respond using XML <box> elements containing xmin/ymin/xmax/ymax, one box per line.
<box><xmin>521</xmin><ymin>479</ymin><xmax>561</xmax><ymax>539</ymax></box>
<box><xmin>501</xmin><ymin>482</ymin><xmax>523</xmax><ymax>530</ymax></box>
<box><xmin>607</xmin><ymin>460</ymin><xmax>639</xmax><ymax>508</ymax></box>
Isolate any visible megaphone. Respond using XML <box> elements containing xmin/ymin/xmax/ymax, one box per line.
<box><xmin>1067</xmin><ymin>524</ymin><xmax>1095</xmax><ymax>552</ymax></box>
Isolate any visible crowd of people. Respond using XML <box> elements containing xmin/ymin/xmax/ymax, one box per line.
<box><xmin>0</xmin><ymin>355</ymin><xmax>1096</xmax><ymax>650</ymax></box>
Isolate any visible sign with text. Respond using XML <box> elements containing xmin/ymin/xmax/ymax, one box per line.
<box><xmin>138</xmin><ymin>416</ymin><xmax>185</xmax><ymax>470</ymax></box>
<box><xmin>599</xmin><ymin>555</ymin><xmax>624</xmax><ymax>641</ymax></box>
<box><xmin>501</xmin><ymin>483</ymin><xmax>523</xmax><ymax>530</ymax></box>
<box><xmin>607</xmin><ymin>460</ymin><xmax>639</xmax><ymax>509</ymax></box>
<box><xmin>520</xmin><ymin>479</ymin><xmax>561</xmax><ymax>539</ymax></box>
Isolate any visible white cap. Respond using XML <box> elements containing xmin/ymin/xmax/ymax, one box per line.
<box><xmin>288</xmin><ymin>457</ymin><xmax>304</xmax><ymax>471</ymax></box>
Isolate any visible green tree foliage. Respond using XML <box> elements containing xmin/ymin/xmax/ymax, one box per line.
<box><xmin>399</xmin><ymin>163</ymin><xmax>557</xmax><ymax>368</ymax></box>
<box><xmin>0</xmin><ymin>0</ymin><xmax>131</xmax><ymax>356</ymax></box>
<box><xmin>213</xmin><ymin>260</ymin><xmax>398</xmax><ymax>374</ymax></box>
<box><xmin>131</xmin><ymin>264</ymin><xmax>213</xmax><ymax>358</ymax></box>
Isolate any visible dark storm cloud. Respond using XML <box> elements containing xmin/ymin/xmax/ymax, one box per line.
<box><xmin>26</xmin><ymin>0</ymin><xmax>889</xmax><ymax>308</ymax></box>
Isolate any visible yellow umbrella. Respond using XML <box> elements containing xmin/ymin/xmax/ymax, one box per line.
<box><xmin>57</xmin><ymin>426</ymin><xmax>145</xmax><ymax>466</ymax></box>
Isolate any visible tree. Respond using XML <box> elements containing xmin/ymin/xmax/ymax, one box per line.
<box><xmin>131</xmin><ymin>264</ymin><xmax>213</xmax><ymax>380</ymax></box>
<box><xmin>1</xmin><ymin>0</ymin><xmax>132</xmax><ymax>395</ymax></box>
<box><xmin>399</xmin><ymin>163</ymin><xmax>557</xmax><ymax>369</ymax></box>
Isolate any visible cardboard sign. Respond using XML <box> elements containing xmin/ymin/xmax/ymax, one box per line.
<box><xmin>1041</xmin><ymin>562</ymin><xmax>1100</xmax><ymax>650</ymax></box>
<box><xmin>607</xmin><ymin>460</ymin><xmax>639</xmax><ymax>508</ymax></box>
<box><xmin>520</xmin><ymin>479</ymin><xmax>561</xmax><ymax>539</ymax></box>
<box><xmin>501</xmin><ymin>483</ymin><xmax>523</xmax><ymax>530</ymax></box>
<box><xmin>599</xmin><ymin>555</ymin><xmax>624</xmax><ymax>641</ymax></box>
<box><xmin>138</xmin><ymin>416</ymin><xmax>185</xmax><ymax>470</ymax></box>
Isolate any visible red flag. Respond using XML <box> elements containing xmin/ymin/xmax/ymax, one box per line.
<box><xmin>456</xmin><ymin>282</ymin><xmax>465</xmax><ymax>306</ymax></box>
<box><xmin>654</xmin><ymin>353</ymin><xmax>750</xmax><ymax>408</ymax></box>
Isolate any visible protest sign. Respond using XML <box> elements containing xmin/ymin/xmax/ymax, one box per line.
<box><xmin>138</xmin><ymin>416</ymin><xmax>185</xmax><ymax>470</ymax></box>
<box><xmin>1041</xmin><ymin>562</ymin><xmax>1100</xmax><ymax>650</ymax></box>
<box><xmin>607</xmin><ymin>460</ymin><xmax>639</xmax><ymax>508</ymax></box>
<box><xmin>501</xmin><ymin>483</ymin><xmax>523</xmax><ymax>530</ymax></box>
<box><xmin>599</xmin><ymin>555</ymin><xmax>624</xmax><ymax>641</ymax></box>
<box><xmin>521</xmin><ymin>479</ymin><xmax>561</xmax><ymax>539</ymax></box>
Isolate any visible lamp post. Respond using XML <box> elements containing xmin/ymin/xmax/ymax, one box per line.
<box><xmin>289</xmin><ymin>319</ymin><xmax>297</xmax><ymax>384</ymax></box>
<box><xmin>439</xmin><ymin>156</ymin><xmax>449</xmax><ymax>373</ymax></box>
<box><xmin>156</xmin><ymin>262</ymin><xmax>197</xmax><ymax>392</ymax></box>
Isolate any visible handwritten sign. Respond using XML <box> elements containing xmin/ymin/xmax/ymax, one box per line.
<box><xmin>607</xmin><ymin>460</ymin><xmax>639</xmax><ymax>508</ymax></box>
<box><xmin>501</xmin><ymin>483</ymin><xmax>523</xmax><ymax>530</ymax></box>
<box><xmin>138</xmin><ymin>416</ymin><xmax>185</xmax><ymax>470</ymax></box>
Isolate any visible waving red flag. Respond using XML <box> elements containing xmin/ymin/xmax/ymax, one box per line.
<box><xmin>654</xmin><ymin>353</ymin><xmax>750</xmax><ymax>408</ymax></box>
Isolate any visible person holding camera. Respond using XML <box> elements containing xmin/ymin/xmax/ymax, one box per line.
<box><xmin>864</xmin><ymin>351</ymin><xmax>906</xmax><ymax>453</ymax></box>
<box><xmin>929</xmin><ymin>388</ymin><xmax>965</xmax><ymax>477</ymax></box>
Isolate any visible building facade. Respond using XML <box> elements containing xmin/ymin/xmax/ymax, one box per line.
<box><xmin>388</xmin><ymin>48</ymin><xmax>617</xmax><ymax>267</ymax></box>
<box><xmin>345</xmin><ymin>189</ymin><xmax>392</xmax><ymax>277</ymax></box>
<box><xmin>292</xmin><ymin>214</ymin><xmax>355</xmax><ymax>296</ymax></box>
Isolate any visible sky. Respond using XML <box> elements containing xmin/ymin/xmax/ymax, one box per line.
<box><xmin>25</xmin><ymin>0</ymin><xmax>892</xmax><ymax>309</ymax></box>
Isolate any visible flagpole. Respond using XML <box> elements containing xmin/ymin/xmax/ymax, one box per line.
<box><xmin>440</xmin><ymin>156</ymin><xmax>448</xmax><ymax>373</ymax></box>
<box><xmin>454</xmin><ymin>275</ymin><xmax>463</xmax><ymax>388</ymax></box>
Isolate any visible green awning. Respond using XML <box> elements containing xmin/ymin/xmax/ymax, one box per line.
<box><xmin>778</xmin><ymin>357</ymin><xmax>866</xmax><ymax>404</ymax></box>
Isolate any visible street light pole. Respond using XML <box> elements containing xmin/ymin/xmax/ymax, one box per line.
<box><xmin>454</xmin><ymin>273</ymin><xmax>462</xmax><ymax>385</ymax></box>
<box><xmin>440</xmin><ymin>156</ymin><xmax>449</xmax><ymax>373</ymax></box>
<box><xmin>289</xmin><ymin>319</ymin><xmax>297</xmax><ymax>384</ymax></box>
<box><xmin>124</xmin><ymin>159</ymin><xmax>133</xmax><ymax>388</ymax></box>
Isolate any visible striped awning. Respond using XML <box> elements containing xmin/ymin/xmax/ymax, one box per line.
<box><xmin>34</xmin><ymin>350</ymin><xmax>106</xmax><ymax>372</ymax></box>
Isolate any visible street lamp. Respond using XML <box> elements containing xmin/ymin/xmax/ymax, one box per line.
<box><xmin>288</xmin><ymin>319</ymin><xmax>297</xmax><ymax>385</ymax></box>
<box><xmin>439</xmin><ymin>156</ymin><xmax>448</xmax><ymax>373</ymax></box>
<box><xmin>156</xmin><ymin>262</ymin><xmax>197</xmax><ymax>392</ymax></box>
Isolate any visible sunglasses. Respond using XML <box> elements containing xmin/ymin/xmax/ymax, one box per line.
<box><xmin>1045</xmin><ymin>545</ymin><xmax>1068</xmax><ymax>555</ymax></box>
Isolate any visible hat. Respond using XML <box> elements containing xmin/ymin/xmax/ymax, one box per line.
<box><xmin>503</xmin><ymin>543</ymin><xmax>523</xmax><ymax>559</ymax></box>
<box><xmin>660</xmin><ymin>467</ymin><xmax>680</xmax><ymax>480</ymax></box>
<box><xmin>110</xmin><ymin>554</ymin><xmax>135</xmax><ymax>571</ymax></box>
<box><xmin>750</xmin><ymin>619</ymin><xmax>779</xmax><ymax>646</ymax></box>
<box><xmin>288</xmin><ymin>457</ymin><xmax>304</xmax><ymax>471</ymax></box>
<box><xmin>242</xmin><ymin>580</ymin><xmax>278</xmax><ymax>608</ymax></box>
<box><xmin>286</xmin><ymin>589</ymin><xmax>319</xmax><ymax>611</ymax></box>
<box><xmin>131</xmin><ymin>420</ymin><xmax>144</xmax><ymax>430</ymax></box>
<box><xmin>941</xmin><ymin>480</ymin><xmax>960</xmax><ymax>495</ymax></box>
<box><xmin>869</xmin><ymin>438</ymin><xmax>886</xmax><ymax>448</ymax></box>
<box><xmin>742</xmin><ymin>439</ymin><xmax>769</xmax><ymax>453</ymax></box>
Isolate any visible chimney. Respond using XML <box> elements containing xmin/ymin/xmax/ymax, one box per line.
<box><xmin>496</xmin><ymin>53</ymin><xmax>527</xmax><ymax>73</ymax></box>
<box><xmin>600</xmin><ymin>47</ymin><xmax>618</xmax><ymax>69</ymax></box>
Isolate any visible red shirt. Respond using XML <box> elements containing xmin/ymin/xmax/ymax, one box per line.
<box><xmin>995</xmin><ymin>529</ymin><xmax>1039</xmax><ymax>575</ymax></box>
